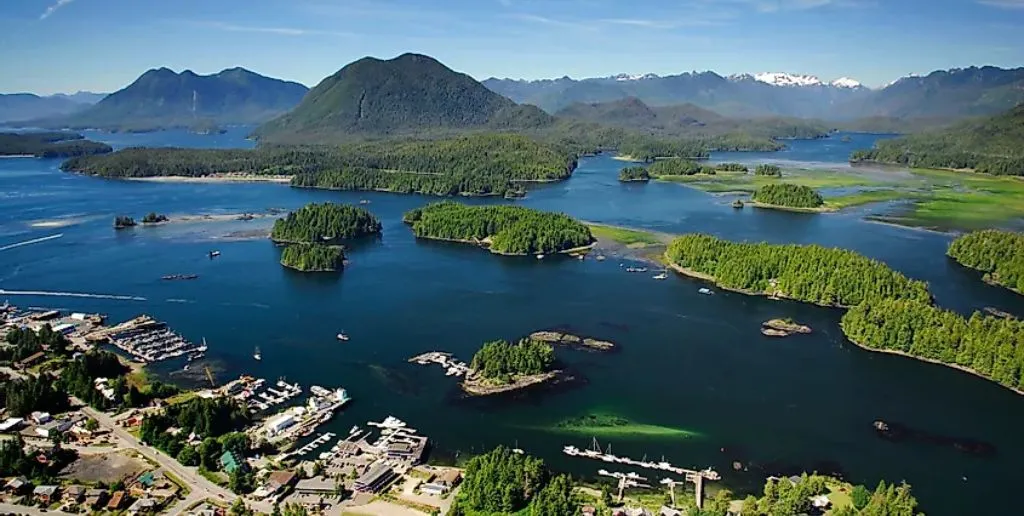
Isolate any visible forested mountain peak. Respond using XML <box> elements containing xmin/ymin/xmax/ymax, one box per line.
<box><xmin>255</xmin><ymin>53</ymin><xmax>553</xmax><ymax>143</ymax></box>
<box><xmin>24</xmin><ymin>66</ymin><xmax>307</xmax><ymax>131</ymax></box>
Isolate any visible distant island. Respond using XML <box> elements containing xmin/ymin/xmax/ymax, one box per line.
<box><xmin>754</xmin><ymin>164</ymin><xmax>783</xmax><ymax>177</ymax></box>
<box><xmin>761</xmin><ymin>318</ymin><xmax>813</xmax><ymax>337</ymax></box>
<box><xmin>646</xmin><ymin>158</ymin><xmax>717</xmax><ymax>177</ymax></box>
<box><xmin>113</xmin><ymin>216</ymin><xmax>136</xmax><ymax>229</ymax></box>
<box><xmin>618</xmin><ymin>166</ymin><xmax>650</xmax><ymax>182</ymax></box>
<box><xmin>271</xmin><ymin>202</ymin><xmax>382</xmax><ymax>244</ymax></box>
<box><xmin>141</xmin><ymin>212</ymin><xmax>169</xmax><ymax>224</ymax></box>
<box><xmin>279</xmin><ymin>244</ymin><xmax>344</xmax><ymax>272</ymax></box>
<box><xmin>462</xmin><ymin>339</ymin><xmax>560</xmax><ymax>395</ymax></box>
<box><xmin>403</xmin><ymin>202</ymin><xmax>594</xmax><ymax>256</ymax></box>
<box><xmin>0</xmin><ymin>132</ymin><xmax>112</xmax><ymax>158</ymax></box>
<box><xmin>947</xmin><ymin>230</ymin><xmax>1024</xmax><ymax>294</ymax></box>
<box><xmin>751</xmin><ymin>183</ymin><xmax>826</xmax><ymax>211</ymax></box>
<box><xmin>664</xmin><ymin>234</ymin><xmax>931</xmax><ymax>308</ymax></box>
<box><xmin>61</xmin><ymin>133</ymin><xmax>576</xmax><ymax>199</ymax></box>
<box><xmin>529</xmin><ymin>331</ymin><xmax>615</xmax><ymax>351</ymax></box>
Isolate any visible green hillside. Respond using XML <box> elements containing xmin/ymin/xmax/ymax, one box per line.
<box><xmin>851</xmin><ymin>104</ymin><xmax>1024</xmax><ymax>175</ymax></box>
<box><xmin>256</xmin><ymin>53</ymin><xmax>553</xmax><ymax>142</ymax></box>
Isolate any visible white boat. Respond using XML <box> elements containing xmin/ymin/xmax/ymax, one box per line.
<box><xmin>183</xmin><ymin>364</ymin><xmax>190</xmax><ymax>371</ymax></box>
<box><xmin>209</xmin><ymin>250</ymin><xmax>221</xmax><ymax>258</ymax></box>
<box><xmin>336</xmin><ymin>333</ymin><xmax>349</xmax><ymax>341</ymax></box>
<box><xmin>536</xmin><ymin>254</ymin><xmax>545</xmax><ymax>260</ymax></box>
<box><xmin>350</xmin><ymin>425</ymin><xmax>360</xmax><ymax>435</ymax></box>
<box><xmin>563</xmin><ymin>445</ymin><xmax>580</xmax><ymax>456</ymax></box>
<box><xmin>698</xmin><ymin>287</ymin><xmax>713</xmax><ymax>295</ymax></box>
<box><xmin>653</xmin><ymin>273</ymin><xmax>668</xmax><ymax>280</ymax></box>
<box><xmin>595</xmin><ymin>255</ymin><xmax>606</xmax><ymax>261</ymax></box>
<box><xmin>253</xmin><ymin>346</ymin><xmax>262</xmax><ymax>361</ymax></box>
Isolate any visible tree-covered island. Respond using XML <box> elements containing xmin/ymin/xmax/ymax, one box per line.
<box><xmin>647</xmin><ymin>158</ymin><xmax>717</xmax><ymax>177</ymax></box>
<box><xmin>279</xmin><ymin>244</ymin><xmax>345</xmax><ymax>272</ymax></box>
<box><xmin>751</xmin><ymin>183</ymin><xmax>825</xmax><ymax>210</ymax></box>
<box><xmin>271</xmin><ymin>203</ymin><xmax>379</xmax><ymax>272</ymax></box>
<box><xmin>141</xmin><ymin>212</ymin><xmax>169</xmax><ymax>224</ymax></box>
<box><xmin>947</xmin><ymin>229</ymin><xmax>1024</xmax><ymax>294</ymax></box>
<box><xmin>403</xmin><ymin>202</ymin><xmax>594</xmax><ymax>256</ymax></box>
<box><xmin>450</xmin><ymin>446</ymin><xmax>578</xmax><ymax>516</ymax></box>
<box><xmin>664</xmin><ymin>234</ymin><xmax>931</xmax><ymax>307</ymax></box>
<box><xmin>0</xmin><ymin>132</ymin><xmax>112</xmax><ymax>158</ymax></box>
<box><xmin>61</xmin><ymin>133</ymin><xmax>577</xmax><ymax>198</ymax></box>
<box><xmin>618</xmin><ymin>166</ymin><xmax>650</xmax><ymax>182</ymax></box>
<box><xmin>754</xmin><ymin>164</ymin><xmax>783</xmax><ymax>177</ymax></box>
<box><xmin>270</xmin><ymin>202</ymin><xmax>382</xmax><ymax>244</ymax></box>
<box><xmin>462</xmin><ymin>339</ymin><xmax>559</xmax><ymax>395</ymax></box>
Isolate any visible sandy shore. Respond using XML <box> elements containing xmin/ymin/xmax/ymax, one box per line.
<box><xmin>126</xmin><ymin>174</ymin><xmax>292</xmax><ymax>184</ymax></box>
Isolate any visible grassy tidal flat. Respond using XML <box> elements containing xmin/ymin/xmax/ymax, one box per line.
<box><xmin>658</xmin><ymin>165</ymin><xmax>1024</xmax><ymax>229</ymax></box>
<box><xmin>543</xmin><ymin>413</ymin><xmax>701</xmax><ymax>439</ymax></box>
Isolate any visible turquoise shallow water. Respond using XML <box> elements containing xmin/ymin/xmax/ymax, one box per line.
<box><xmin>1</xmin><ymin>130</ymin><xmax>1022</xmax><ymax>514</ymax></box>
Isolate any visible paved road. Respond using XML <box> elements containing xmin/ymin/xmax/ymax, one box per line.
<box><xmin>0</xmin><ymin>503</ymin><xmax>76</xmax><ymax>516</ymax></box>
<box><xmin>78</xmin><ymin>405</ymin><xmax>273</xmax><ymax>515</ymax></box>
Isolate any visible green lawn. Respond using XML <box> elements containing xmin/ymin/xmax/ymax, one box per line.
<box><xmin>587</xmin><ymin>224</ymin><xmax>667</xmax><ymax>248</ymax></box>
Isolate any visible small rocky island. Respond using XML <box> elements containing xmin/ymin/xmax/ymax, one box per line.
<box><xmin>461</xmin><ymin>338</ymin><xmax>562</xmax><ymax>396</ymax></box>
<box><xmin>761</xmin><ymin>318</ymin><xmax>813</xmax><ymax>337</ymax></box>
<box><xmin>113</xmin><ymin>215</ymin><xmax>137</xmax><ymax>229</ymax></box>
<box><xmin>529</xmin><ymin>331</ymin><xmax>615</xmax><ymax>351</ymax></box>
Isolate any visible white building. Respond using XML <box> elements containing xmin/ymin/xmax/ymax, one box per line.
<box><xmin>266</xmin><ymin>414</ymin><xmax>296</xmax><ymax>436</ymax></box>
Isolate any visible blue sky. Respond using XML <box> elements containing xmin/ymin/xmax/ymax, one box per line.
<box><xmin>2</xmin><ymin>0</ymin><xmax>1022</xmax><ymax>94</ymax></box>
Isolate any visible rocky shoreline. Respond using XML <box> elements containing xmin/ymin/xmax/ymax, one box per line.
<box><xmin>529</xmin><ymin>331</ymin><xmax>615</xmax><ymax>351</ymax></box>
<box><xmin>761</xmin><ymin>318</ymin><xmax>813</xmax><ymax>337</ymax></box>
<box><xmin>460</xmin><ymin>370</ymin><xmax>564</xmax><ymax>396</ymax></box>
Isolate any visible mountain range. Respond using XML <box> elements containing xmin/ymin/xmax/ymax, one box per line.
<box><xmin>254</xmin><ymin>53</ymin><xmax>552</xmax><ymax>143</ymax></box>
<box><xmin>483</xmin><ymin>66</ymin><xmax>1024</xmax><ymax>120</ymax></box>
<box><xmin>25</xmin><ymin>67</ymin><xmax>308</xmax><ymax>131</ymax></box>
<box><xmin>0</xmin><ymin>91</ymin><xmax>105</xmax><ymax>123</ymax></box>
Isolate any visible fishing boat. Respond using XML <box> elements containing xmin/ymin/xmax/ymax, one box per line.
<box><xmin>336</xmin><ymin>333</ymin><xmax>349</xmax><ymax>341</ymax></box>
<box><xmin>253</xmin><ymin>346</ymin><xmax>262</xmax><ymax>361</ymax></box>
<box><xmin>698</xmin><ymin>287</ymin><xmax>714</xmax><ymax>295</ymax></box>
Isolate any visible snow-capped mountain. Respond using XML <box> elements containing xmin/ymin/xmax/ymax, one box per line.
<box><xmin>610</xmin><ymin>73</ymin><xmax>660</xmax><ymax>81</ymax></box>
<box><xmin>830</xmin><ymin>77</ymin><xmax>862</xmax><ymax>89</ymax></box>
<box><xmin>752</xmin><ymin>72</ymin><xmax>824</xmax><ymax>87</ymax></box>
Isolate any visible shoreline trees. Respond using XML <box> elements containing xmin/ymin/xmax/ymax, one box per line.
<box><xmin>947</xmin><ymin>230</ymin><xmax>1024</xmax><ymax>293</ymax></box>
<box><xmin>280</xmin><ymin>244</ymin><xmax>344</xmax><ymax>272</ymax></box>
<box><xmin>470</xmin><ymin>339</ymin><xmax>555</xmax><ymax>384</ymax></box>
<box><xmin>751</xmin><ymin>184</ymin><xmax>824</xmax><ymax>209</ymax></box>
<box><xmin>271</xmin><ymin>203</ymin><xmax>381</xmax><ymax>244</ymax></box>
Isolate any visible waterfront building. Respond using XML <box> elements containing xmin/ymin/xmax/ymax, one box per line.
<box><xmin>354</xmin><ymin>462</ymin><xmax>396</xmax><ymax>493</ymax></box>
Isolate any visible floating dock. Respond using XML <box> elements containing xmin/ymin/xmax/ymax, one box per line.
<box><xmin>408</xmin><ymin>351</ymin><xmax>471</xmax><ymax>377</ymax></box>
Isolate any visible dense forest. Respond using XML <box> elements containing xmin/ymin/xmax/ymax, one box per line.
<box><xmin>59</xmin><ymin>351</ymin><xmax>128</xmax><ymax>410</ymax></box>
<box><xmin>618</xmin><ymin>166</ymin><xmax>650</xmax><ymax>182</ymax></box>
<box><xmin>841</xmin><ymin>298</ymin><xmax>1024</xmax><ymax>392</ymax></box>
<box><xmin>752</xmin><ymin>184</ymin><xmax>825</xmax><ymax>208</ymax></box>
<box><xmin>140</xmin><ymin>397</ymin><xmax>252</xmax><ymax>476</ymax></box>
<box><xmin>279</xmin><ymin>244</ymin><xmax>344</xmax><ymax>272</ymax></box>
<box><xmin>0</xmin><ymin>375</ymin><xmax>69</xmax><ymax>417</ymax></box>
<box><xmin>450</xmin><ymin>446</ymin><xmax>576</xmax><ymax>516</ymax></box>
<box><xmin>947</xmin><ymin>230</ymin><xmax>1024</xmax><ymax>293</ymax></box>
<box><xmin>850</xmin><ymin>104</ymin><xmax>1024</xmax><ymax>176</ymax></box>
<box><xmin>271</xmin><ymin>203</ymin><xmax>381</xmax><ymax>243</ymax></box>
<box><xmin>0</xmin><ymin>325</ymin><xmax>67</xmax><ymax>363</ymax></box>
<box><xmin>403</xmin><ymin>202</ymin><xmax>593</xmax><ymax>255</ymax></box>
<box><xmin>470</xmin><ymin>339</ymin><xmax>555</xmax><ymax>384</ymax></box>
<box><xmin>754</xmin><ymin>164</ymin><xmax>782</xmax><ymax>177</ymax></box>
<box><xmin>618</xmin><ymin>137</ymin><xmax>710</xmax><ymax>162</ymax></box>
<box><xmin>716</xmin><ymin>162</ymin><xmax>749</xmax><ymax>172</ymax></box>
<box><xmin>647</xmin><ymin>158</ymin><xmax>715</xmax><ymax>176</ymax></box>
<box><xmin>292</xmin><ymin>166</ymin><xmax>525</xmax><ymax>198</ymax></box>
<box><xmin>665</xmin><ymin>234</ymin><xmax>931</xmax><ymax>307</ymax></box>
<box><xmin>741</xmin><ymin>475</ymin><xmax>921</xmax><ymax>516</ymax></box>
<box><xmin>0</xmin><ymin>132</ymin><xmax>112</xmax><ymax>158</ymax></box>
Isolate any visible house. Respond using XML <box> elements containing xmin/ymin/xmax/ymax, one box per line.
<box><xmin>4</xmin><ymin>476</ymin><xmax>29</xmax><ymax>494</ymax></box>
<box><xmin>35</xmin><ymin>418</ymin><xmax>74</xmax><ymax>438</ymax></box>
<box><xmin>30</xmin><ymin>411</ymin><xmax>52</xmax><ymax>425</ymax></box>
<box><xmin>84</xmin><ymin>488</ymin><xmax>108</xmax><ymax>508</ymax></box>
<box><xmin>421</xmin><ymin>469</ymin><xmax>461</xmax><ymax>496</ymax></box>
<box><xmin>63</xmin><ymin>484</ymin><xmax>86</xmax><ymax>503</ymax></box>
<box><xmin>127</xmin><ymin>497</ymin><xmax>159</xmax><ymax>515</ymax></box>
<box><xmin>218</xmin><ymin>450</ymin><xmax>247</xmax><ymax>474</ymax></box>
<box><xmin>0</xmin><ymin>417</ymin><xmax>25</xmax><ymax>433</ymax></box>
<box><xmin>811</xmin><ymin>494</ymin><xmax>832</xmax><ymax>510</ymax></box>
<box><xmin>107</xmin><ymin>490</ymin><xmax>127</xmax><ymax>510</ymax></box>
<box><xmin>33</xmin><ymin>484</ymin><xmax>59</xmax><ymax>504</ymax></box>
<box><xmin>294</xmin><ymin>477</ymin><xmax>337</xmax><ymax>496</ymax></box>
<box><xmin>16</xmin><ymin>351</ymin><xmax>46</xmax><ymax>370</ymax></box>
<box><xmin>354</xmin><ymin>462</ymin><xmax>396</xmax><ymax>493</ymax></box>
<box><xmin>385</xmin><ymin>435</ymin><xmax>428</xmax><ymax>464</ymax></box>
<box><xmin>266</xmin><ymin>470</ymin><xmax>298</xmax><ymax>494</ymax></box>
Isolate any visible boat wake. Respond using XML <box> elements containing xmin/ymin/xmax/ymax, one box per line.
<box><xmin>0</xmin><ymin>233</ymin><xmax>63</xmax><ymax>252</ymax></box>
<box><xmin>0</xmin><ymin>288</ymin><xmax>146</xmax><ymax>301</ymax></box>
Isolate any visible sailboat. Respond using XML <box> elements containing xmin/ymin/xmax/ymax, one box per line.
<box><xmin>253</xmin><ymin>346</ymin><xmax>262</xmax><ymax>361</ymax></box>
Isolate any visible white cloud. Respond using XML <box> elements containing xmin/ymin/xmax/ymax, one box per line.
<box><xmin>192</xmin><ymin>21</ymin><xmax>355</xmax><ymax>37</ymax></box>
<box><xmin>978</xmin><ymin>0</ymin><xmax>1024</xmax><ymax>8</ymax></box>
<box><xmin>40</xmin><ymin>0</ymin><xmax>75</xmax><ymax>20</ymax></box>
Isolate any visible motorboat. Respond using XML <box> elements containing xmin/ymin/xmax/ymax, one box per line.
<box><xmin>653</xmin><ymin>273</ymin><xmax>668</xmax><ymax>280</ymax></box>
<box><xmin>698</xmin><ymin>287</ymin><xmax>713</xmax><ymax>295</ymax></box>
<box><xmin>336</xmin><ymin>333</ymin><xmax>349</xmax><ymax>341</ymax></box>
<box><xmin>253</xmin><ymin>346</ymin><xmax>262</xmax><ymax>361</ymax></box>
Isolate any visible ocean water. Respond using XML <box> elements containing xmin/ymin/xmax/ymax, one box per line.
<box><xmin>1</xmin><ymin>131</ymin><xmax>1021</xmax><ymax>514</ymax></box>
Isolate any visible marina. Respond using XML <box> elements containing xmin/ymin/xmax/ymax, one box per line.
<box><xmin>253</xmin><ymin>384</ymin><xmax>352</xmax><ymax>444</ymax></box>
<box><xmin>223</xmin><ymin>376</ymin><xmax>303</xmax><ymax>413</ymax></box>
<box><xmin>408</xmin><ymin>351</ymin><xmax>472</xmax><ymax>377</ymax></box>
<box><xmin>104</xmin><ymin>316</ymin><xmax>207</xmax><ymax>363</ymax></box>
<box><xmin>563</xmin><ymin>439</ymin><xmax>720</xmax><ymax>480</ymax></box>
